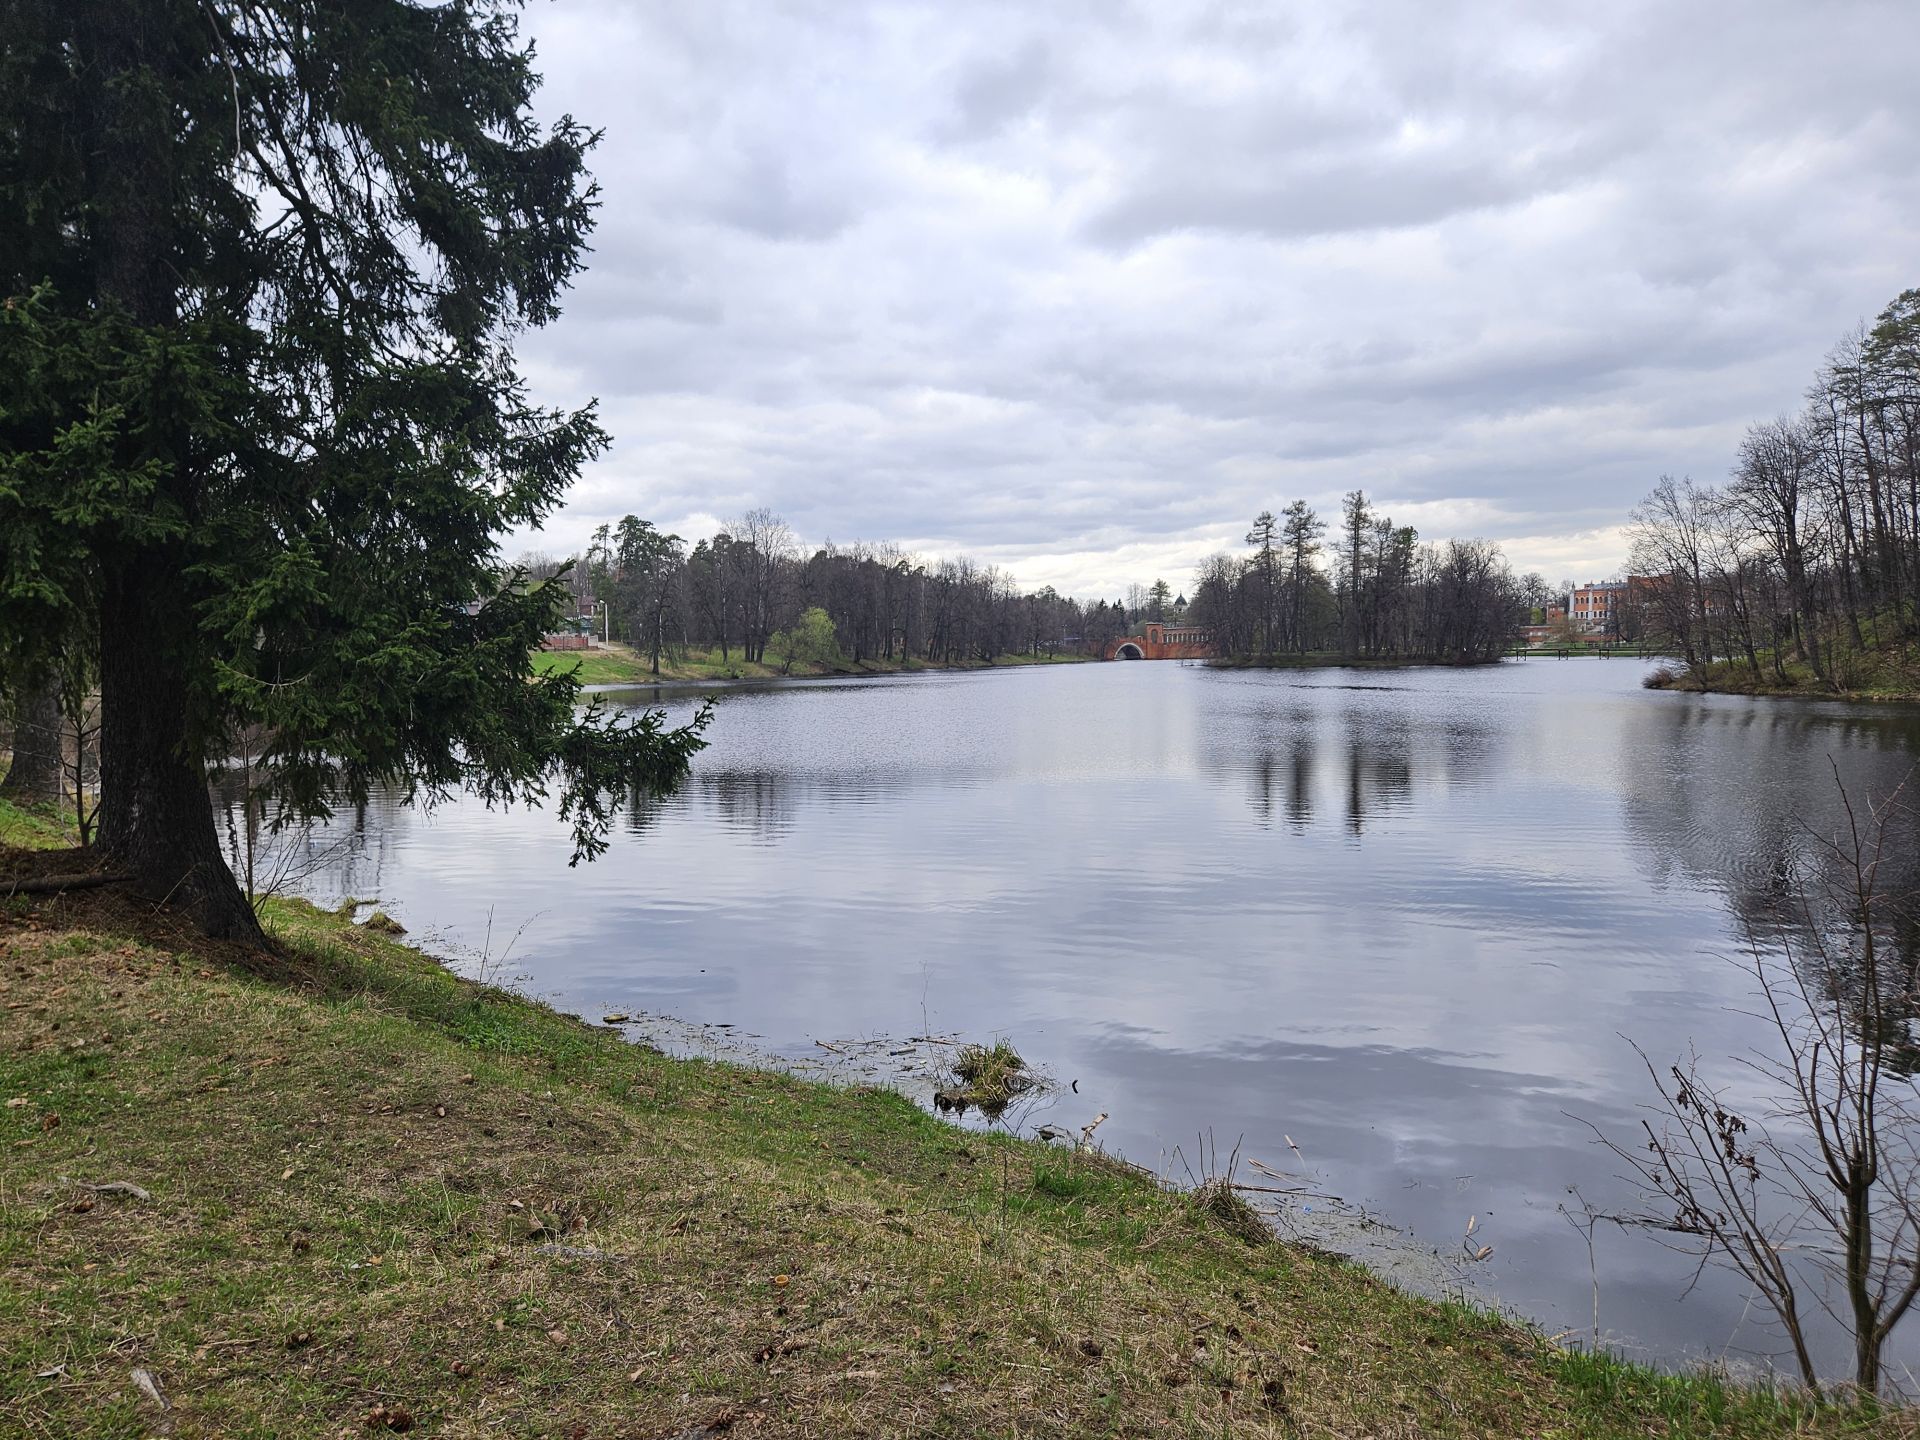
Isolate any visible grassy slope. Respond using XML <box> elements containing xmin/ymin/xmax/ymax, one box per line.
<box><xmin>0</xmin><ymin>843</ymin><xmax>1900</xmax><ymax>1436</ymax></box>
<box><xmin>0</xmin><ymin>797</ymin><xmax>75</xmax><ymax>850</ymax></box>
<box><xmin>533</xmin><ymin>642</ymin><xmax>1088</xmax><ymax>687</ymax></box>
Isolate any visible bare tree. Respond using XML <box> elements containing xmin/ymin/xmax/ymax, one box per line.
<box><xmin>1628</xmin><ymin>475</ymin><xmax>1718</xmax><ymax>683</ymax></box>
<box><xmin>56</xmin><ymin>658</ymin><xmax>100</xmax><ymax>848</ymax></box>
<box><xmin>1732</xmin><ymin>417</ymin><xmax>1825</xmax><ymax>681</ymax></box>
<box><xmin>1632</xmin><ymin>289</ymin><xmax>1920</xmax><ymax>692</ymax></box>
<box><xmin>734</xmin><ymin>508</ymin><xmax>796</xmax><ymax>663</ymax></box>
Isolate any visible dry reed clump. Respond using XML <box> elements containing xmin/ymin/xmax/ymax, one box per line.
<box><xmin>1642</xmin><ymin>663</ymin><xmax>1685</xmax><ymax>689</ymax></box>
<box><xmin>1190</xmin><ymin>1175</ymin><xmax>1272</xmax><ymax>1247</ymax></box>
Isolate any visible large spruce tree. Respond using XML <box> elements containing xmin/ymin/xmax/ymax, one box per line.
<box><xmin>0</xmin><ymin>2</ymin><xmax>705</xmax><ymax>940</ymax></box>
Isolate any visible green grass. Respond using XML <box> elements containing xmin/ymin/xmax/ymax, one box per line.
<box><xmin>0</xmin><ymin>797</ymin><xmax>75</xmax><ymax>849</ymax></box>
<box><xmin>530</xmin><ymin>645</ymin><xmax>677</xmax><ymax>686</ymax></box>
<box><xmin>534</xmin><ymin>641</ymin><xmax>1091</xmax><ymax>688</ymax></box>
<box><xmin>0</xmin><ymin>856</ymin><xmax>1903</xmax><ymax>1436</ymax></box>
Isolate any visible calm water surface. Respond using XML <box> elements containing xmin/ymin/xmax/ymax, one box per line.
<box><xmin>264</xmin><ymin>658</ymin><xmax>1920</xmax><ymax>1381</ymax></box>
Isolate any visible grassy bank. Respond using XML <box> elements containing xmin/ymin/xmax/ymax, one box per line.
<box><xmin>533</xmin><ymin>642</ymin><xmax>1090</xmax><ymax>688</ymax></box>
<box><xmin>0</xmin><ymin>833</ymin><xmax>1902</xmax><ymax>1435</ymax></box>
<box><xmin>1645</xmin><ymin>642</ymin><xmax>1920</xmax><ymax>703</ymax></box>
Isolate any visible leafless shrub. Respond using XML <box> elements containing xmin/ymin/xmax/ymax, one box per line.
<box><xmin>56</xmin><ymin>672</ymin><xmax>100</xmax><ymax>848</ymax></box>
<box><xmin>212</xmin><ymin>731</ymin><xmax>368</xmax><ymax>917</ymax></box>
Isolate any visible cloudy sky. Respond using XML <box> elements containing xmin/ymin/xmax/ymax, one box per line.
<box><xmin>508</xmin><ymin>0</ymin><xmax>1919</xmax><ymax>599</ymax></box>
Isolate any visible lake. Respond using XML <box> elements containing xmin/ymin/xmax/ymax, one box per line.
<box><xmin>247</xmin><ymin>656</ymin><xmax>1920</xmax><ymax>1380</ymax></box>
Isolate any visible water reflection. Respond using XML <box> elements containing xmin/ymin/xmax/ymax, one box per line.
<box><xmin>1200</xmin><ymin>693</ymin><xmax>1497</xmax><ymax>836</ymax></box>
<box><xmin>251</xmin><ymin>659</ymin><xmax>1920</xmax><ymax>1381</ymax></box>
<box><xmin>1616</xmin><ymin>697</ymin><xmax>1920</xmax><ymax>1073</ymax></box>
<box><xmin>700</xmin><ymin>771</ymin><xmax>795</xmax><ymax>843</ymax></box>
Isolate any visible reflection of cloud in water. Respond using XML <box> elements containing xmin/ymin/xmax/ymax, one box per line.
<box><xmin>1071</xmin><ymin>1021</ymin><xmax>1798</xmax><ymax>1366</ymax></box>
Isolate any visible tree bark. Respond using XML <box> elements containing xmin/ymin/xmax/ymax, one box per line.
<box><xmin>0</xmin><ymin>680</ymin><xmax>63</xmax><ymax>805</ymax></box>
<box><xmin>95</xmin><ymin>556</ymin><xmax>261</xmax><ymax>942</ymax></box>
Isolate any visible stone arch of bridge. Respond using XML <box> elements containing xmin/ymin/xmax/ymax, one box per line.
<box><xmin>1115</xmin><ymin>642</ymin><xmax>1144</xmax><ymax>660</ymax></box>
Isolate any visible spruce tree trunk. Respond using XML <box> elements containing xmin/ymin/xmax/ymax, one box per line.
<box><xmin>0</xmin><ymin>679</ymin><xmax>63</xmax><ymax>805</ymax></box>
<box><xmin>84</xmin><ymin>3</ymin><xmax>260</xmax><ymax>944</ymax></box>
<box><xmin>95</xmin><ymin>556</ymin><xmax>261</xmax><ymax>942</ymax></box>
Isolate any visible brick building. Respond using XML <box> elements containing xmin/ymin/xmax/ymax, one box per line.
<box><xmin>1570</xmin><ymin>581</ymin><xmax>1626</xmax><ymax>636</ymax></box>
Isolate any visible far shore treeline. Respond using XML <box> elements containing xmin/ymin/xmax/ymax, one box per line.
<box><xmin>1629</xmin><ymin>288</ymin><xmax>1920</xmax><ymax>696</ymax></box>
<box><xmin>554</xmin><ymin>277</ymin><xmax>1920</xmax><ymax>690</ymax></box>
<box><xmin>527</xmin><ymin>494</ymin><xmax>1532</xmax><ymax>675</ymax></box>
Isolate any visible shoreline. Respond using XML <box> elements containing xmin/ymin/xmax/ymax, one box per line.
<box><xmin>1637</xmin><ymin>636</ymin><xmax>1920</xmax><ymax>707</ymax></box>
<box><xmin>1643</xmin><ymin>669</ymin><xmax>1920</xmax><ymax>708</ymax></box>
<box><xmin>0</xmin><ymin>806</ymin><xmax>1899</xmax><ymax>1434</ymax></box>
<box><xmin>535</xmin><ymin>641</ymin><xmax>1090</xmax><ymax>691</ymax></box>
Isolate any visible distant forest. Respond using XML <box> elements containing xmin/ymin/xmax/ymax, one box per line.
<box><xmin>1628</xmin><ymin>287</ymin><xmax>1920</xmax><ymax>690</ymax></box>
<box><xmin>524</xmin><ymin>492</ymin><xmax>1533</xmax><ymax>673</ymax></box>
<box><xmin>526</xmin><ymin>510</ymin><xmax>1109</xmax><ymax>672</ymax></box>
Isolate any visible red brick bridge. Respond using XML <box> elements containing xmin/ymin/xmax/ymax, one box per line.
<box><xmin>1104</xmin><ymin>621</ymin><xmax>1217</xmax><ymax>661</ymax></box>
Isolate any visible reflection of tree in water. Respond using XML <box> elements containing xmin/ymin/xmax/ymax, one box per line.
<box><xmin>1232</xmin><ymin>705</ymin><xmax>1319</xmax><ymax>828</ymax></box>
<box><xmin>1343</xmin><ymin>711</ymin><xmax>1413</xmax><ymax>835</ymax></box>
<box><xmin>1204</xmin><ymin>698</ymin><xmax>1495</xmax><ymax>833</ymax></box>
<box><xmin>1782</xmin><ymin>790</ymin><xmax>1920</xmax><ymax>1078</ymax></box>
<box><xmin>695</xmin><ymin>770</ymin><xmax>794</xmax><ymax>843</ymax></box>
<box><xmin>1287</xmin><ymin>732</ymin><xmax>1313</xmax><ymax>828</ymax></box>
<box><xmin>1619</xmin><ymin>699</ymin><xmax>1920</xmax><ymax>1072</ymax></box>
<box><xmin>209</xmin><ymin>771</ymin><xmax>401</xmax><ymax>904</ymax></box>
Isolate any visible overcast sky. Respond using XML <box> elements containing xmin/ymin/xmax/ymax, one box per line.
<box><xmin>507</xmin><ymin>0</ymin><xmax>1920</xmax><ymax>599</ymax></box>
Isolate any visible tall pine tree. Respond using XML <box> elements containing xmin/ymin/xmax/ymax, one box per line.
<box><xmin>0</xmin><ymin>2</ymin><xmax>706</xmax><ymax>939</ymax></box>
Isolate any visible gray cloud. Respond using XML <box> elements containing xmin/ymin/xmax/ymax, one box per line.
<box><xmin>511</xmin><ymin>0</ymin><xmax>1920</xmax><ymax>594</ymax></box>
